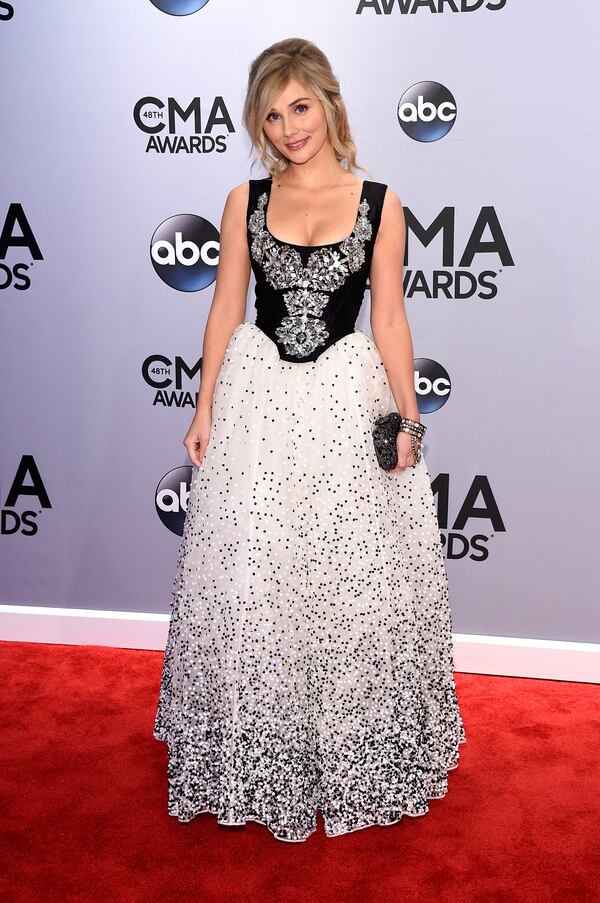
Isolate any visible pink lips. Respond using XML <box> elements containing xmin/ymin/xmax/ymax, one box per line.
<box><xmin>286</xmin><ymin>137</ymin><xmax>309</xmax><ymax>151</ymax></box>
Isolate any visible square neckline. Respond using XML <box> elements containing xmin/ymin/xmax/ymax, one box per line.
<box><xmin>263</xmin><ymin>176</ymin><xmax>368</xmax><ymax>251</ymax></box>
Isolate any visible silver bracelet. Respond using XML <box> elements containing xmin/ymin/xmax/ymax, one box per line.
<box><xmin>399</xmin><ymin>417</ymin><xmax>426</xmax><ymax>464</ymax></box>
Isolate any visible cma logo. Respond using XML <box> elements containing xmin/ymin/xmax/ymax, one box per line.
<box><xmin>151</xmin><ymin>214</ymin><xmax>219</xmax><ymax>291</ymax></box>
<box><xmin>414</xmin><ymin>359</ymin><xmax>451</xmax><ymax>413</ymax></box>
<box><xmin>0</xmin><ymin>204</ymin><xmax>44</xmax><ymax>291</ymax></box>
<box><xmin>155</xmin><ymin>466</ymin><xmax>192</xmax><ymax>536</ymax></box>
<box><xmin>433</xmin><ymin>473</ymin><xmax>505</xmax><ymax>562</ymax></box>
<box><xmin>404</xmin><ymin>206</ymin><xmax>515</xmax><ymax>301</ymax></box>
<box><xmin>1</xmin><ymin>456</ymin><xmax>51</xmax><ymax>536</ymax></box>
<box><xmin>142</xmin><ymin>353</ymin><xmax>201</xmax><ymax>408</ymax></box>
<box><xmin>357</xmin><ymin>0</ymin><xmax>506</xmax><ymax>14</ymax></box>
<box><xmin>0</xmin><ymin>2</ymin><xmax>14</xmax><ymax>21</ymax></box>
<box><xmin>149</xmin><ymin>0</ymin><xmax>210</xmax><ymax>15</ymax></box>
<box><xmin>398</xmin><ymin>82</ymin><xmax>457</xmax><ymax>142</ymax></box>
<box><xmin>133</xmin><ymin>96</ymin><xmax>234</xmax><ymax>154</ymax></box>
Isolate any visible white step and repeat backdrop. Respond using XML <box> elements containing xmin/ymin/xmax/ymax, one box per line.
<box><xmin>1</xmin><ymin>1</ymin><xmax>598</xmax><ymax>644</ymax></box>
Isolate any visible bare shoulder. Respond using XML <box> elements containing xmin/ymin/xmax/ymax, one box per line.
<box><xmin>373</xmin><ymin>186</ymin><xmax>405</xmax><ymax>258</ymax></box>
<box><xmin>223</xmin><ymin>180</ymin><xmax>250</xmax><ymax>214</ymax></box>
<box><xmin>218</xmin><ymin>180</ymin><xmax>251</xmax><ymax>242</ymax></box>
<box><xmin>380</xmin><ymin>186</ymin><xmax>405</xmax><ymax>229</ymax></box>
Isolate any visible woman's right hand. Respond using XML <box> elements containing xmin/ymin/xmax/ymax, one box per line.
<box><xmin>183</xmin><ymin>408</ymin><xmax>212</xmax><ymax>468</ymax></box>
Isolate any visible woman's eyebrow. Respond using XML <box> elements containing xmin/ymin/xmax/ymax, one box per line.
<box><xmin>268</xmin><ymin>96</ymin><xmax>312</xmax><ymax>112</ymax></box>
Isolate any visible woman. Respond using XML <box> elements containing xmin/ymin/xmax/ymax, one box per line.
<box><xmin>153</xmin><ymin>37</ymin><xmax>466</xmax><ymax>843</ymax></box>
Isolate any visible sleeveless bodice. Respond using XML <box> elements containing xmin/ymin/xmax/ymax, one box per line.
<box><xmin>246</xmin><ymin>176</ymin><xmax>388</xmax><ymax>362</ymax></box>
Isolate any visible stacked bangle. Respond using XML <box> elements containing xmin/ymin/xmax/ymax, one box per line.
<box><xmin>399</xmin><ymin>417</ymin><xmax>426</xmax><ymax>464</ymax></box>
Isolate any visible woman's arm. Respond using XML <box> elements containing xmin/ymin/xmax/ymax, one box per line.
<box><xmin>196</xmin><ymin>181</ymin><xmax>252</xmax><ymax>414</ymax></box>
<box><xmin>369</xmin><ymin>188</ymin><xmax>420</xmax><ymax>424</ymax></box>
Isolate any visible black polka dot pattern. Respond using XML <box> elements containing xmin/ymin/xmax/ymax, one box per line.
<box><xmin>153</xmin><ymin>322</ymin><xmax>467</xmax><ymax>843</ymax></box>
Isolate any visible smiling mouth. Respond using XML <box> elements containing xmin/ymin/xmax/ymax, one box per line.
<box><xmin>286</xmin><ymin>137</ymin><xmax>309</xmax><ymax>150</ymax></box>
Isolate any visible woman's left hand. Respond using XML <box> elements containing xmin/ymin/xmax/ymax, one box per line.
<box><xmin>390</xmin><ymin>431</ymin><xmax>419</xmax><ymax>472</ymax></box>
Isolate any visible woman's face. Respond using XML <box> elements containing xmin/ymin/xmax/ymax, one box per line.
<box><xmin>262</xmin><ymin>77</ymin><xmax>329</xmax><ymax>165</ymax></box>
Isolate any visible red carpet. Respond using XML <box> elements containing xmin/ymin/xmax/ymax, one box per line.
<box><xmin>0</xmin><ymin>640</ymin><xmax>598</xmax><ymax>903</ymax></box>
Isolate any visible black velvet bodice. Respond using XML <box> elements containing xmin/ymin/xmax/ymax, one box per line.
<box><xmin>246</xmin><ymin>176</ymin><xmax>388</xmax><ymax>363</ymax></box>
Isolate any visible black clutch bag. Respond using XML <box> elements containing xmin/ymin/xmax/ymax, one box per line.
<box><xmin>372</xmin><ymin>412</ymin><xmax>404</xmax><ymax>471</ymax></box>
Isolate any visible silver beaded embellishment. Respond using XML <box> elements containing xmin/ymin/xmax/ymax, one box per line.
<box><xmin>248</xmin><ymin>187</ymin><xmax>372</xmax><ymax>358</ymax></box>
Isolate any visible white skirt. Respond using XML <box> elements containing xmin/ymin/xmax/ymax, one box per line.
<box><xmin>153</xmin><ymin>321</ymin><xmax>466</xmax><ymax>842</ymax></box>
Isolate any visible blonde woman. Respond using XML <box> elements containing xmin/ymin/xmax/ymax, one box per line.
<box><xmin>154</xmin><ymin>37</ymin><xmax>466</xmax><ymax>843</ymax></box>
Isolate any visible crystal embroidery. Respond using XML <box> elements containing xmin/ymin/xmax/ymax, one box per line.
<box><xmin>249</xmin><ymin>185</ymin><xmax>372</xmax><ymax>358</ymax></box>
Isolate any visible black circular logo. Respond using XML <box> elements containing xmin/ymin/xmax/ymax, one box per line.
<box><xmin>151</xmin><ymin>213</ymin><xmax>219</xmax><ymax>291</ymax></box>
<box><xmin>155</xmin><ymin>465</ymin><xmax>193</xmax><ymax>535</ymax></box>
<box><xmin>397</xmin><ymin>81</ymin><xmax>457</xmax><ymax>142</ymax></box>
<box><xmin>414</xmin><ymin>358</ymin><xmax>452</xmax><ymax>413</ymax></box>
<box><xmin>149</xmin><ymin>0</ymin><xmax>210</xmax><ymax>15</ymax></box>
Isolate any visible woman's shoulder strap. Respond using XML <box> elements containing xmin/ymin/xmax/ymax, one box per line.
<box><xmin>246</xmin><ymin>177</ymin><xmax>271</xmax><ymax>223</ymax></box>
<box><xmin>363</xmin><ymin>180</ymin><xmax>389</xmax><ymax>241</ymax></box>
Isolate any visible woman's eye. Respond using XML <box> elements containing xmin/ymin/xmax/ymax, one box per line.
<box><xmin>266</xmin><ymin>103</ymin><xmax>308</xmax><ymax>122</ymax></box>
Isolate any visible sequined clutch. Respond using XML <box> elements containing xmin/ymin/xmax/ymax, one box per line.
<box><xmin>372</xmin><ymin>412</ymin><xmax>403</xmax><ymax>471</ymax></box>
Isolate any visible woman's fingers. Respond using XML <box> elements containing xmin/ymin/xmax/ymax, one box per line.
<box><xmin>184</xmin><ymin>434</ymin><xmax>204</xmax><ymax>468</ymax></box>
<box><xmin>390</xmin><ymin>444</ymin><xmax>416</xmax><ymax>473</ymax></box>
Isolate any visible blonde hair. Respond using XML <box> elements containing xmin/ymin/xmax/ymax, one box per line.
<box><xmin>242</xmin><ymin>38</ymin><xmax>370</xmax><ymax>178</ymax></box>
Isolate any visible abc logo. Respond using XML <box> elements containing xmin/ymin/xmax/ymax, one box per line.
<box><xmin>397</xmin><ymin>81</ymin><xmax>457</xmax><ymax>142</ymax></box>
<box><xmin>149</xmin><ymin>0</ymin><xmax>210</xmax><ymax>14</ymax></box>
<box><xmin>414</xmin><ymin>358</ymin><xmax>451</xmax><ymax>413</ymax></box>
<box><xmin>151</xmin><ymin>214</ymin><xmax>219</xmax><ymax>291</ymax></box>
<box><xmin>155</xmin><ymin>465</ymin><xmax>193</xmax><ymax>535</ymax></box>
